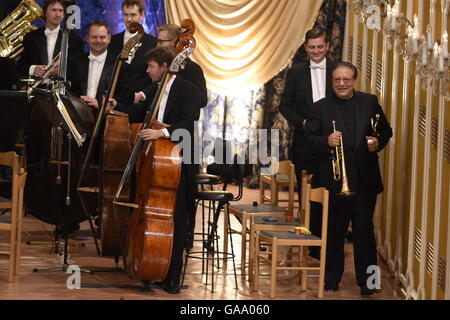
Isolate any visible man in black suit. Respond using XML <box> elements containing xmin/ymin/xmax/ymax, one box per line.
<box><xmin>68</xmin><ymin>20</ymin><xmax>133</xmax><ymax>109</ymax></box>
<box><xmin>113</xmin><ymin>46</ymin><xmax>199</xmax><ymax>294</ymax></box>
<box><xmin>279</xmin><ymin>28</ymin><xmax>336</xmax><ymax>257</ymax></box>
<box><xmin>18</xmin><ymin>0</ymin><xmax>84</xmax><ymax>78</ymax></box>
<box><xmin>151</xmin><ymin>24</ymin><xmax>208</xmax><ymax>115</ymax></box>
<box><xmin>108</xmin><ymin>0</ymin><xmax>157</xmax><ymax>104</ymax></box>
<box><xmin>306</xmin><ymin>62</ymin><xmax>392</xmax><ymax>295</ymax></box>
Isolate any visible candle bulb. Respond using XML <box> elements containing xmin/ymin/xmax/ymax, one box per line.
<box><xmin>439</xmin><ymin>46</ymin><xmax>445</xmax><ymax>72</ymax></box>
<box><xmin>443</xmin><ymin>31</ymin><xmax>448</xmax><ymax>58</ymax></box>
<box><xmin>427</xmin><ymin>25</ymin><xmax>433</xmax><ymax>49</ymax></box>
<box><xmin>386</xmin><ymin>5</ymin><xmax>392</xmax><ymax>29</ymax></box>
<box><xmin>433</xmin><ymin>43</ymin><xmax>439</xmax><ymax>67</ymax></box>
<box><xmin>413</xmin><ymin>31</ymin><xmax>419</xmax><ymax>54</ymax></box>
<box><xmin>422</xmin><ymin>35</ymin><xmax>428</xmax><ymax>65</ymax></box>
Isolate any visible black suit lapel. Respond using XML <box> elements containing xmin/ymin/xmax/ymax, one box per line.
<box><xmin>79</xmin><ymin>55</ymin><xmax>89</xmax><ymax>96</ymax></box>
<box><xmin>37</xmin><ymin>28</ymin><xmax>48</xmax><ymax>65</ymax></box>
<box><xmin>302</xmin><ymin>64</ymin><xmax>313</xmax><ymax>106</ymax></box>
<box><xmin>52</xmin><ymin>30</ymin><xmax>63</xmax><ymax>59</ymax></box>
<box><xmin>96</xmin><ymin>53</ymin><xmax>116</xmax><ymax>100</ymax></box>
<box><xmin>163</xmin><ymin>77</ymin><xmax>181</xmax><ymax>123</ymax></box>
<box><xmin>354</xmin><ymin>92</ymin><xmax>370</xmax><ymax>148</ymax></box>
<box><xmin>326</xmin><ymin>60</ymin><xmax>335</xmax><ymax>97</ymax></box>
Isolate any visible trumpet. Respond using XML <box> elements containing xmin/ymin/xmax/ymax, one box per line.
<box><xmin>371</xmin><ymin>114</ymin><xmax>380</xmax><ymax>137</ymax></box>
<box><xmin>331</xmin><ymin>121</ymin><xmax>355</xmax><ymax>197</ymax></box>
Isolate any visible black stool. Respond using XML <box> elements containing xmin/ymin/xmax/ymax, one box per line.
<box><xmin>182</xmin><ymin>162</ymin><xmax>244</xmax><ymax>292</ymax></box>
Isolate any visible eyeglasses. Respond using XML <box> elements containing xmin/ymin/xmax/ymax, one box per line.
<box><xmin>157</xmin><ymin>39</ymin><xmax>173</xmax><ymax>44</ymax></box>
<box><xmin>333</xmin><ymin>78</ymin><xmax>353</xmax><ymax>84</ymax></box>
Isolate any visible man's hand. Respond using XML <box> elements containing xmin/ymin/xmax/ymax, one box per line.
<box><xmin>138</xmin><ymin>129</ymin><xmax>165</xmax><ymax>141</ymax></box>
<box><xmin>49</xmin><ymin>64</ymin><xmax>59</xmax><ymax>76</ymax></box>
<box><xmin>302</xmin><ymin>119</ymin><xmax>307</xmax><ymax>130</ymax></box>
<box><xmin>366</xmin><ymin>136</ymin><xmax>379</xmax><ymax>152</ymax></box>
<box><xmin>328</xmin><ymin>131</ymin><xmax>341</xmax><ymax>147</ymax></box>
<box><xmin>134</xmin><ymin>92</ymin><xmax>145</xmax><ymax>104</ymax></box>
<box><xmin>34</xmin><ymin>65</ymin><xmax>47</xmax><ymax>78</ymax></box>
<box><xmin>81</xmin><ymin>96</ymin><xmax>99</xmax><ymax>109</ymax></box>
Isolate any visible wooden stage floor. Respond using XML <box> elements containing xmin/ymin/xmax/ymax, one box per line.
<box><xmin>0</xmin><ymin>186</ymin><xmax>400</xmax><ymax>301</ymax></box>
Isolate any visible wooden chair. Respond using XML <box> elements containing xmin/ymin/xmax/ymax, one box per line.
<box><xmin>259</xmin><ymin>160</ymin><xmax>297</xmax><ymax>215</ymax></box>
<box><xmin>248</xmin><ymin>170</ymin><xmax>312</xmax><ymax>280</ymax></box>
<box><xmin>0</xmin><ymin>152</ymin><xmax>27</xmax><ymax>282</ymax></box>
<box><xmin>298</xmin><ymin>170</ymin><xmax>313</xmax><ymax>224</ymax></box>
<box><xmin>254</xmin><ymin>185</ymin><xmax>329</xmax><ymax>299</ymax></box>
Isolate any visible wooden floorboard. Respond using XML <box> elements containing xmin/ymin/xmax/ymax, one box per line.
<box><xmin>0</xmin><ymin>186</ymin><xmax>400</xmax><ymax>300</ymax></box>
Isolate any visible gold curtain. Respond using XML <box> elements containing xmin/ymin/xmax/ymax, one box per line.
<box><xmin>165</xmin><ymin>0</ymin><xmax>324</xmax><ymax>94</ymax></box>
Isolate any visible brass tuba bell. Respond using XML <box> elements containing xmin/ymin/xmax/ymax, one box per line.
<box><xmin>0</xmin><ymin>0</ymin><xmax>43</xmax><ymax>59</ymax></box>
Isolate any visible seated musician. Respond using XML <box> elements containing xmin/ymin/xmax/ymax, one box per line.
<box><xmin>18</xmin><ymin>0</ymin><xmax>84</xmax><ymax>79</ymax></box>
<box><xmin>67</xmin><ymin>19</ymin><xmax>133</xmax><ymax>109</ymax></box>
<box><xmin>111</xmin><ymin>46</ymin><xmax>200</xmax><ymax>294</ymax></box>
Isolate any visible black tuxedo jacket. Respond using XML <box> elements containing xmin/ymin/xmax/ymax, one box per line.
<box><xmin>116</xmin><ymin>76</ymin><xmax>199</xmax><ymax>136</ymax></box>
<box><xmin>18</xmin><ymin>26</ymin><xmax>84</xmax><ymax>77</ymax></box>
<box><xmin>67</xmin><ymin>51</ymin><xmax>134</xmax><ymax>106</ymax></box>
<box><xmin>306</xmin><ymin>92</ymin><xmax>393</xmax><ymax>196</ymax></box>
<box><xmin>279</xmin><ymin>59</ymin><xmax>336</xmax><ymax>152</ymax></box>
<box><xmin>142</xmin><ymin>58</ymin><xmax>208</xmax><ymax>119</ymax></box>
<box><xmin>108</xmin><ymin>32</ymin><xmax>157</xmax><ymax>92</ymax></box>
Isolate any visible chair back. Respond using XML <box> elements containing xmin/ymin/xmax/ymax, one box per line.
<box><xmin>304</xmin><ymin>185</ymin><xmax>329</xmax><ymax>243</ymax></box>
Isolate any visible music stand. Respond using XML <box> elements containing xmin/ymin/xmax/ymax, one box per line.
<box><xmin>30</xmin><ymin>86</ymin><xmax>94</xmax><ymax>273</ymax></box>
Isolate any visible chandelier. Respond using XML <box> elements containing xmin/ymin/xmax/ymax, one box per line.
<box><xmin>352</xmin><ymin>0</ymin><xmax>450</xmax><ymax>100</ymax></box>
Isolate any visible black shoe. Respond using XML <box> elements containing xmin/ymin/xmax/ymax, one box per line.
<box><xmin>345</xmin><ymin>230</ymin><xmax>353</xmax><ymax>242</ymax></box>
<box><xmin>324</xmin><ymin>284</ymin><xmax>339</xmax><ymax>292</ymax></box>
<box><xmin>360</xmin><ymin>285</ymin><xmax>375</xmax><ymax>296</ymax></box>
<box><xmin>163</xmin><ymin>279</ymin><xmax>181</xmax><ymax>294</ymax></box>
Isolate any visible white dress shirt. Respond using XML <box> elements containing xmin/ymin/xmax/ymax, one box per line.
<box><xmin>87</xmin><ymin>50</ymin><xmax>108</xmax><ymax>99</ymax></box>
<box><xmin>310</xmin><ymin>58</ymin><xmax>327</xmax><ymax>103</ymax></box>
<box><xmin>157</xmin><ymin>75</ymin><xmax>176</xmax><ymax>138</ymax></box>
<box><xmin>29</xmin><ymin>25</ymin><xmax>61</xmax><ymax>76</ymax></box>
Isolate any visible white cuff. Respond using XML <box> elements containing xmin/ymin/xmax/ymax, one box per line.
<box><xmin>162</xmin><ymin>128</ymin><xmax>170</xmax><ymax>138</ymax></box>
<box><xmin>29</xmin><ymin>65</ymin><xmax>37</xmax><ymax>76</ymax></box>
<box><xmin>139</xmin><ymin>91</ymin><xmax>146</xmax><ymax>100</ymax></box>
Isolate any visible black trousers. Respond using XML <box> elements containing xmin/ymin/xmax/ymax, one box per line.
<box><xmin>165</xmin><ymin>164</ymin><xmax>195</xmax><ymax>283</ymax></box>
<box><xmin>325</xmin><ymin>186</ymin><xmax>377</xmax><ymax>287</ymax></box>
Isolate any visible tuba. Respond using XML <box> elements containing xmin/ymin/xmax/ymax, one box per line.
<box><xmin>331</xmin><ymin>121</ymin><xmax>355</xmax><ymax>198</ymax></box>
<box><xmin>0</xmin><ymin>0</ymin><xmax>43</xmax><ymax>59</ymax></box>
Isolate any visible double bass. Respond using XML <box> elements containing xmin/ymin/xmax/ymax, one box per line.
<box><xmin>77</xmin><ymin>23</ymin><xmax>144</xmax><ymax>258</ymax></box>
<box><xmin>113</xmin><ymin>31</ymin><xmax>196</xmax><ymax>281</ymax></box>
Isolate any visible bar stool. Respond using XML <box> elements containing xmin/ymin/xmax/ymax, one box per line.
<box><xmin>181</xmin><ymin>161</ymin><xmax>244</xmax><ymax>292</ymax></box>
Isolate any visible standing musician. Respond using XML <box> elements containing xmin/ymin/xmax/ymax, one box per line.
<box><xmin>18</xmin><ymin>0</ymin><xmax>84</xmax><ymax>78</ymax></box>
<box><xmin>306</xmin><ymin>62</ymin><xmax>392</xmax><ymax>295</ymax></box>
<box><xmin>108</xmin><ymin>0</ymin><xmax>157</xmax><ymax>104</ymax></box>
<box><xmin>279</xmin><ymin>27</ymin><xmax>336</xmax><ymax>259</ymax></box>
<box><xmin>67</xmin><ymin>20</ymin><xmax>133</xmax><ymax>109</ymax></box>
<box><xmin>111</xmin><ymin>46</ymin><xmax>200</xmax><ymax>294</ymax></box>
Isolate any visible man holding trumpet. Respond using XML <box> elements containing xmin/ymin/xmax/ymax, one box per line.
<box><xmin>306</xmin><ymin>62</ymin><xmax>392</xmax><ymax>295</ymax></box>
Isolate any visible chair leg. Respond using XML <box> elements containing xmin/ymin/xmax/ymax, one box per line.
<box><xmin>254</xmin><ymin>233</ymin><xmax>260</xmax><ymax>292</ymax></box>
<box><xmin>318</xmin><ymin>245</ymin><xmax>326</xmax><ymax>299</ymax></box>
<box><xmin>270</xmin><ymin>240</ymin><xmax>278</xmax><ymax>298</ymax></box>
<box><xmin>248</xmin><ymin>222</ymin><xmax>255</xmax><ymax>282</ymax></box>
<box><xmin>240</xmin><ymin>213</ymin><xmax>247</xmax><ymax>274</ymax></box>
<box><xmin>301</xmin><ymin>246</ymin><xmax>308</xmax><ymax>291</ymax></box>
<box><xmin>226</xmin><ymin>207</ymin><xmax>238</xmax><ymax>290</ymax></box>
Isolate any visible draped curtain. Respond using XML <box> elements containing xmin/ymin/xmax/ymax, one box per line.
<box><xmin>165</xmin><ymin>0</ymin><xmax>323</xmax><ymax>94</ymax></box>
